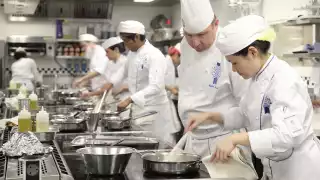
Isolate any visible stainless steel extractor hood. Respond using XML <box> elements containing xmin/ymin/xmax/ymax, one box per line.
<box><xmin>4</xmin><ymin>0</ymin><xmax>114</xmax><ymax>19</ymax></box>
<box><xmin>4</xmin><ymin>0</ymin><xmax>40</xmax><ymax>15</ymax></box>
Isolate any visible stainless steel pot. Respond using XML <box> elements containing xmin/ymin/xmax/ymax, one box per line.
<box><xmin>76</xmin><ymin>146</ymin><xmax>134</xmax><ymax>175</ymax></box>
<box><xmin>102</xmin><ymin>111</ymin><xmax>157</xmax><ymax>130</ymax></box>
<box><xmin>74</xmin><ymin>102</ymin><xmax>95</xmax><ymax>111</ymax></box>
<box><xmin>55</xmin><ymin>107</ymin><xmax>70</xmax><ymax>115</ymax></box>
<box><xmin>51</xmin><ymin>118</ymin><xmax>87</xmax><ymax>132</ymax></box>
<box><xmin>141</xmin><ymin>152</ymin><xmax>201</xmax><ymax>175</ymax></box>
<box><xmin>64</xmin><ymin>97</ymin><xmax>83</xmax><ymax>105</ymax></box>
<box><xmin>102</xmin><ymin>116</ymin><xmax>131</xmax><ymax>130</ymax></box>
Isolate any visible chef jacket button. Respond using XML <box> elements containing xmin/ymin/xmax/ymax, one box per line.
<box><xmin>256</xmin><ymin>117</ymin><xmax>259</xmax><ymax>120</ymax></box>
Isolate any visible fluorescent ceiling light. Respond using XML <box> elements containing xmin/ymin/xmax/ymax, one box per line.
<box><xmin>134</xmin><ymin>0</ymin><xmax>155</xmax><ymax>3</ymax></box>
<box><xmin>9</xmin><ymin>16</ymin><xmax>27</xmax><ymax>22</ymax></box>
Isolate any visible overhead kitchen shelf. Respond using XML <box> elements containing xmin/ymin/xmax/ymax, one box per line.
<box><xmin>56</xmin><ymin>39</ymin><xmax>108</xmax><ymax>43</ymax></box>
<box><xmin>150</xmin><ymin>37</ymin><xmax>183</xmax><ymax>47</ymax></box>
<box><xmin>56</xmin><ymin>56</ymin><xmax>87</xmax><ymax>60</ymax></box>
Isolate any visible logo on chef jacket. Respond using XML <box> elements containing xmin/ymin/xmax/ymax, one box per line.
<box><xmin>263</xmin><ymin>96</ymin><xmax>272</xmax><ymax>114</ymax></box>
<box><xmin>209</xmin><ymin>62</ymin><xmax>221</xmax><ymax>88</ymax></box>
<box><xmin>136</xmin><ymin>55</ymin><xmax>148</xmax><ymax>70</ymax></box>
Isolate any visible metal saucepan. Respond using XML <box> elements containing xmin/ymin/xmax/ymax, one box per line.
<box><xmin>102</xmin><ymin>111</ymin><xmax>158</xmax><ymax>130</ymax></box>
<box><xmin>74</xmin><ymin>102</ymin><xmax>95</xmax><ymax>111</ymax></box>
<box><xmin>64</xmin><ymin>97</ymin><xmax>83</xmax><ymax>105</ymax></box>
<box><xmin>140</xmin><ymin>151</ymin><xmax>201</xmax><ymax>175</ymax></box>
<box><xmin>101</xmin><ymin>108</ymin><xmax>130</xmax><ymax>118</ymax></box>
<box><xmin>76</xmin><ymin>146</ymin><xmax>134</xmax><ymax>175</ymax></box>
<box><xmin>51</xmin><ymin>118</ymin><xmax>87</xmax><ymax>132</ymax></box>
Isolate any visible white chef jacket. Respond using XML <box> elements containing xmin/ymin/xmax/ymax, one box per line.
<box><xmin>112</xmin><ymin>41</ymin><xmax>179</xmax><ymax>144</ymax></box>
<box><xmin>87</xmin><ymin>45</ymin><xmax>109</xmax><ymax>90</ymax></box>
<box><xmin>165</xmin><ymin>55</ymin><xmax>176</xmax><ymax>86</ymax></box>
<box><xmin>177</xmin><ymin>37</ymin><xmax>249</xmax><ymax>157</ymax></box>
<box><xmin>223</xmin><ymin>55</ymin><xmax>320</xmax><ymax>180</ymax></box>
<box><xmin>103</xmin><ymin>55</ymin><xmax>130</xmax><ymax>101</ymax></box>
<box><xmin>11</xmin><ymin>57</ymin><xmax>42</xmax><ymax>91</ymax></box>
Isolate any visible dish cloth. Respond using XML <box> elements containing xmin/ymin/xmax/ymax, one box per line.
<box><xmin>202</xmin><ymin>147</ymin><xmax>258</xmax><ymax>180</ymax></box>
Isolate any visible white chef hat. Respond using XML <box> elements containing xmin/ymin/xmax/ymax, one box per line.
<box><xmin>79</xmin><ymin>34</ymin><xmax>98</xmax><ymax>43</ymax></box>
<box><xmin>16</xmin><ymin>47</ymin><xmax>26</xmax><ymax>52</ymax></box>
<box><xmin>102</xmin><ymin>37</ymin><xmax>123</xmax><ymax>50</ymax></box>
<box><xmin>217</xmin><ymin>15</ymin><xmax>276</xmax><ymax>56</ymax></box>
<box><xmin>181</xmin><ymin>0</ymin><xmax>214</xmax><ymax>34</ymax></box>
<box><xmin>118</xmin><ymin>20</ymin><xmax>145</xmax><ymax>35</ymax></box>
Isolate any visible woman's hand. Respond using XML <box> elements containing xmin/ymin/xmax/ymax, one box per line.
<box><xmin>185</xmin><ymin>112</ymin><xmax>211</xmax><ymax>132</ymax></box>
<box><xmin>185</xmin><ymin>112</ymin><xmax>223</xmax><ymax>132</ymax></box>
<box><xmin>210</xmin><ymin>136</ymin><xmax>236</xmax><ymax>163</ymax></box>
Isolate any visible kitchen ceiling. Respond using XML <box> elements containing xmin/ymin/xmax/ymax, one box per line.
<box><xmin>114</xmin><ymin>0</ymin><xmax>180</xmax><ymax>7</ymax></box>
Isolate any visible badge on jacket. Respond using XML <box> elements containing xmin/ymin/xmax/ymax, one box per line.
<box><xmin>263</xmin><ymin>96</ymin><xmax>272</xmax><ymax>114</ymax></box>
<box><xmin>209</xmin><ymin>62</ymin><xmax>221</xmax><ymax>88</ymax></box>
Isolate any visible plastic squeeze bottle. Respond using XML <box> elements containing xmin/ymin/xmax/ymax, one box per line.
<box><xmin>29</xmin><ymin>92</ymin><xmax>38</xmax><ymax>111</ymax></box>
<box><xmin>19</xmin><ymin>84</ymin><xmax>28</xmax><ymax>97</ymax></box>
<box><xmin>18</xmin><ymin>107</ymin><xmax>32</xmax><ymax>132</ymax></box>
<box><xmin>9</xmin><ymin>80</ymin><xmax>17</xmax><ymax>89</ymax></box>
<box><xmin>36</xmin><ymin>107</ymin><xmax>49</xmax><ymax>132</ymax></box>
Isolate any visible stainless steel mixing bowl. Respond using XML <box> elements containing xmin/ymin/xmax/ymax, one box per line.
<box><xmin>76</xmin><ymin>146</ymin><xmax>134</xmax><ymax>175</ymax></box>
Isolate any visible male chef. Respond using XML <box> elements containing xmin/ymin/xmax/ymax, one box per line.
<box><xmin>178</xmin><ymin>0</ymin><xmax>249</xmax><ymax>157</ymax></box>
<box><xmin>116</xmin><ymin>20</ymin><xmax>181</xmax><ymax>144</ymax></box>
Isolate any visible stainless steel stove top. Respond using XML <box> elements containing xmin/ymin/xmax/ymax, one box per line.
<box><xmin>0</xmin><ymin>128</ymin><xmax>74</xmax><ymax>180</ymax></box>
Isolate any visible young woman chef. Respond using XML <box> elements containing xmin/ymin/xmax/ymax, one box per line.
<box><xmin>11</xmin><ymin>47</ymin><xmax>42</xmax><ymax>91</ymax></box>
<box><xmin>81</xmin><ymin>37</ymin><xmax>130</xmax><ymax>101</ymax></box>
<box><xmin>185</xmin><ymin>15</ymin><xmax>320</xmax><ymax>180</ymax></box>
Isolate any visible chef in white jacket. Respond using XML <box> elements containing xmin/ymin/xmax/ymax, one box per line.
<box><xmin>116</xmin><ymin>20</ymin><xmax>180</xmax><ymax>144</ymax></box>
<box><xmin>165</xmin><ymin>43</ymin><xmax>182</xmax><ymax>141</ymax></box>
<box><xmin>81</xmin><ymin>37</ymin><xmax>130</xmax><ymax>101</ymax></box>
<box><xmin>186</xmin><ymin>15</ymin><xmax>320</xmax><ymax>180</ymax></box>
<box><xmin>11</xmin><ymin>47</ymin><xmax>42</xmax><ymax>91</ymax></box>
<box><xmin>177</xmin><ymin>0</ymin><xmax>248</xmax><ymax>157</ymax></box>
<box><xmin>73</xmin><ymin>34</ymin><xmax>108</xmax><ymax>91</ymax></box>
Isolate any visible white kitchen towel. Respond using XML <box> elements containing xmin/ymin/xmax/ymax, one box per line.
<box><xmin>202</xmin><ymin>147</ymin><xmax>258</xmax><ymax>180</ymax></box>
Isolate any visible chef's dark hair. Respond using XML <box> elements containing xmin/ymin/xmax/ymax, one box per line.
<box><xmin>120</xmin><ymin>33</ymin><xmax>146</xmax><ymax>41</ymax></box>
<box><xmin>14</xmin><ymin>51</ymin><xmax>27</xmax><ymax>60</ymax></box>
<box><xmin>232</xmin><ymin>40</ymin><xmax>271</xmax><ymax>56</ymax></box>
<box><xmin>109</xmin><ymin>42</ymin><xmax>126</xmax><ymax>54</ymax></box>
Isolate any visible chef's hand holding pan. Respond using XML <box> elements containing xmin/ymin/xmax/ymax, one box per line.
<box><xmin>185</xmin><ymin>112</ymin><xmax>224</xmax><ymax>132</ymax></box>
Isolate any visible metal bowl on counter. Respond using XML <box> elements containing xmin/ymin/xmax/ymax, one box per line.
<box><xmin>141</xmin><ymin>152</ymin><xmax>201</xmax><ymax>175</ymax></box>
<box><xmin>76</xmin><ymin>146</ymin><xmax>134</xmax><ymax>175</ymax></box>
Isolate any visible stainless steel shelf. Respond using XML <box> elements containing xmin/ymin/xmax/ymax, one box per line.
<box><xmin>56</xmin><ymin>56</ymin><xmax>87</xmax><ymax>60</ymax></box>
<box><xmin>56</xmin><ymin>39</ymin><xmax>107</xmax><ymax>43</ymax></box>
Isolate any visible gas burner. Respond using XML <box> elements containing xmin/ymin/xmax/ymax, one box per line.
<box><xmin>143</xmin><ymin>171</ymin><xmax>202</xmax><ymax>179</ymax></box>
<box><xmin>85</xmin><ymin>173</ymin><xmax>128</xmax><ymax>180</ymax></box>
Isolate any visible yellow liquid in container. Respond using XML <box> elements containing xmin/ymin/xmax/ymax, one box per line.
<box><xmin>36</xmin><ymin>107</ymin><xmax>49</xmax><ymax>132</ymax></box>
<box><xmin>18</xmin><ymin>118</ymin><xmax>32</xmax><ymax>132</ymax></box>
<box><xmin>30</xmin><ymin>100</ymin><xmax>38</xmax><ymax>111</ymax></box>
<box><xmin>18</xmin><ymin>108</ymin><xmax>32</xmax><ymax>132</ymax></box>
<box><xmin>29</xmin><ymin>92</ymin><xmax>38</xmax><ymax>111</ymax></box>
